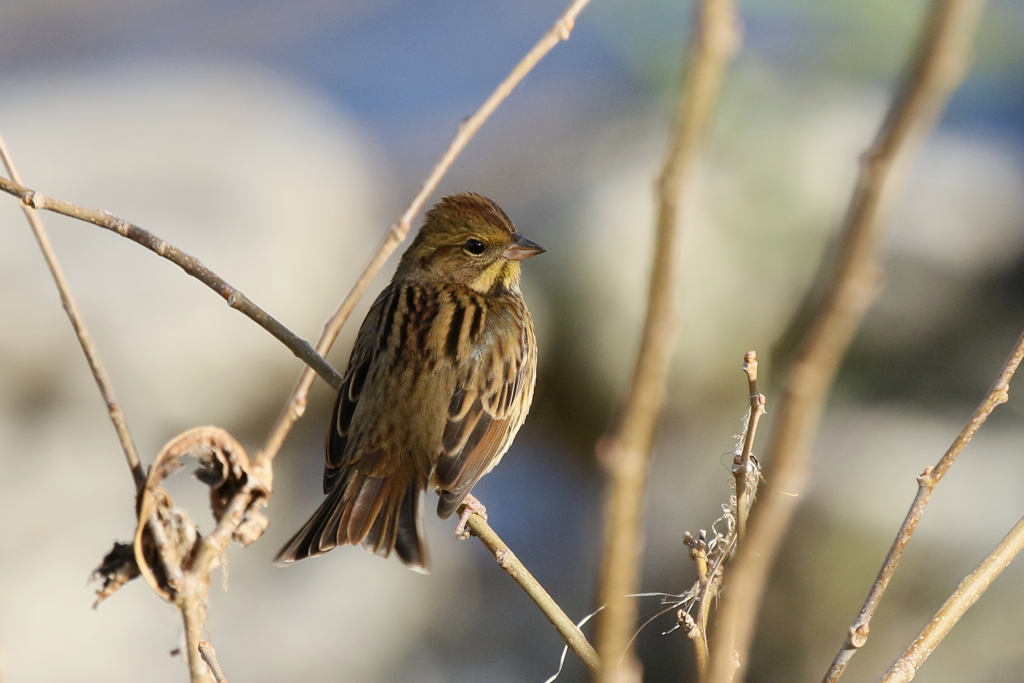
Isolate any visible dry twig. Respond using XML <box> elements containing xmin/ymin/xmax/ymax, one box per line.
<box><xmin>594</xmin><ymin>1</ymin><xmax>739</xmax><ymax>680</ymax></box>
<box><xmin>0</xmin><ymin>175</ymin><xmax>343</xmax><ymax>392</ymax></box>
<box><xmin>878</xmin><ymin>512</ymin><xmax>1024</xmax><ymax>683</ymax></box>
<box><xmin>733</xmin><ymin>351</ymin><xmax>765</xmax><ymax>542</ymax></box>
<box><xmin>0</xmin><ymin>137</ymin><xmax>252</xmax><ymax>683</ymax></box>
<box><xmin>198</xmin><ymin>641</ymin><xmax>229</xmax><ymax>683</ymax></box>
<box><xmin>0</xmin><ymin>136</ymin><xmax>146</xmax><ymax>492</ymax></box>
<box><xmin>705</xmin><ymin>2</ymin><xmax>988</xmax><ymax>681</ymax></box>
<box><xmin>822</xmin><ymin>328</ymin><xmax>1024</xmax><ymax>682</ymax></box>
<box><xmin>677</xmin><ymin>354</ymin><xmax>765</xmax><ymax>682</ymax></box>
<box><xmin>146</xmin><ymin>427</ymin><xmax>267</xmax><ymax>682</ymax></box>
<box><xmin>465</xmin><ymin>513</ymin><xmax>599</xmax><ymax>675</ymax></box>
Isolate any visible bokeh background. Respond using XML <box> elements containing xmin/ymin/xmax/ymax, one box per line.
<box><xmin>2</xmin><ymin>1</ymin><xmax>1024</xmax><ymax>681</ymax></box>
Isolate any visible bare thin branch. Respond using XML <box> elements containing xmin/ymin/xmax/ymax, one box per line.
<box><xmin>684</xmin><ymin>531</ymin><xmax>714</xmax><ymax>681</ymax></box>
<box><xmin>180</xmin><ymin>451</ymin><xmax>266</xmax><ymax>681</ymax></box>
<box><xmin>734</xmin><ymin>351</ymin><xmax>765</xmax><ymax>542</ymax></box>
<box><xmin>681</xmin><ymin>354</ymin><xmax>766</xmax><ymax>682</ymax></box>
<box><xmin>682</xmin><ymin>611</ymin><xmax>710</xmax><ymax>680</ymax></box>
<box><xmin>179</xmin><ymin>596</ymin><xmax>212</xmax><ymax>683</ymax></box>
<box><xmin>823</xmin><ymin>327</ymin><xmax>1024</xmax><ymax>682</ymax></box>
<box><xmin>104</xmin><ymin>426</ymin><xmax>269</xmax><ymax>682</ymax></box>
<box><xmin>879</xmin><ymin>512</ymin><xmax>1024</xmax><ymax>683</ymax></box>
<box><xmin>594</xmin><ymin>1</ymin><xmax>739</xmax><ymax>680</ymax></box>
<box><xmin>252</xmin><ymin>0</ymin><xmax>594</xmax><ymax>481</ymax></box>
<box><xmin>0</xmin><ymin>135</ymin><xmax>146</xmax><ymax>492</ymax></box>
<box><xmin>198</xmin><ymin>642</ymin><xmax>229</xmax><ymax>683</ymax></box>
<box><xmin>0</xmin><ymin>175</ymin><xmax>343</xmax><ymax>392</ymax></box>
<box><xmin>466</xmin><ymin>513</ymin><xmax>600</xmax><ymax>675</ymax></box>
<box><xmin>706</xmin><ymin>2</ymin><xmax>988</xmax><ymax>681</ymax></box>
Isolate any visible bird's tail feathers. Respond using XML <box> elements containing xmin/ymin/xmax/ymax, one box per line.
<box><xmin>275</xmin><ymin>467</ymin><xmax>428</xmax><ymax>572</ymax></box>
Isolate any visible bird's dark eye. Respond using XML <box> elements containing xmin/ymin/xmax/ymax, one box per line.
<box><xmin>463</xmin><ymin>238</ymin><xmax>486</xmax><ymax>256</ymax></box>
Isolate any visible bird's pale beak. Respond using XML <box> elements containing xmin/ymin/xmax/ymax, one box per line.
<box><xmin>502</xmin><ymin>234</ymin><xmax>546</xmax><ymax>261</ymax></box>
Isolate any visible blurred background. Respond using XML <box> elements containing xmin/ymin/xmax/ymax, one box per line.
<box><xmin>1</xmin><ymin>0</ymin><xmax>1024</xmax><ymax>681</ymax></box>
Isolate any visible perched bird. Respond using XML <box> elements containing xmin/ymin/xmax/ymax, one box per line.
<box><xmin>276</xmin><ymin>193</ymin><xmax>543</xmax><ymax>571</ymax></box>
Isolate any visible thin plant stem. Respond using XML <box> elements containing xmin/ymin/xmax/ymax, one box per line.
<box><xmin>180</xmin><ymin>592</ymin><xmax>212</xmax><ymax>683</ymax></box>
<box><xmin>0</xmin><ymin>136</ymin><xmax>146</xmax><ymax>492</ymax></box>
<box><xmin>734</xmin><ymin>351</ymin><xmax>765</xmax><ymax>543</ymax></box>
<box><xmin>466</xmin><ymin>513</ymin><xmax>599</xmax><ymax>675</ymax></box>
<box><xmin>822</xmin><ymin>328</ymin><xmax>1024</xmax><ymax>682</ymax></box>
<box><xmin>878</xmin><ymin>512</ymin><xmax>1024</xmax><ymax>683</ymax></box>
<box><xmin>594</xmin><ymin>1</ymin><xmax>739</xmax><ymax>680</ymax></box>
<box><xmin>683</xmin><ymin>354</ymin><xmax>766</xmax><ymax>682</ymax></box>
<box><xmin>705</xmin><ymin>2</ymin><xmax>987</xmax><ymax>681</ymax></box>
<box><xmin>198</xmin><ymin>642</ymin><xmax>229</xmax><ymax>683</ymax></box>
<box><xmin>0</xmin><ymin>175</ymin><xmax>343</xmax><ymax>393</ymax></box>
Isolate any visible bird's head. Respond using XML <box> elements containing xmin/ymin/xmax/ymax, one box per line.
<box><xmin>396</xmin><ymin>193</ymin><xmax>544</xmax><ymax>294</ymax></box>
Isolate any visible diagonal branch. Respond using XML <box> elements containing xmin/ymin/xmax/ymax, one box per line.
<box><xmin>0</xmin><ymin>135</ymin><xmax>146</xmax><ymax>492</ymax></box>
<box><xmin>823</xmin><ymin>328</ymin><xmax>1024</xmax><ymax>682</ymax></box>
<box><xmin>0</xmin><ymin>174</ymin><xmax>343</xmax><ymax>393</ymax></box>
<box><xmin>466</xmin><ymin>513</ymin><xmax>599</xmax><ymax>675</ymax></box>
<box><xmin>594</xmin><ymin>1</ymin><xmax>740</xmax><ymax>681</ymax></box>
<box><xmin>705</xmin><ymin>2</ymin><xmax>988</xmax><ymax>681</ymax></box>
<box><xmin>878</xmin><ymin>511</ymin><xmax>1024</xmax><ymax>683</ymax></box>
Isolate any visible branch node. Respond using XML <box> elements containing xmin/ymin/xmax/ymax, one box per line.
<box><xmin>850</xmin><ymin>622</ymin><xmax>870</xmax><ymax>648</ymax></box>
<box><xmin>198</xmin><ymin>640</ymin><xmax>229</xmax><ymax>683</ymax></box>
<box><xmin>916</xmin><ymin>467</ymin><xmax>936</xmax><ymax>488</ymax></box>
<box><xmin>555</xmin><ymin>17</ymin><xmax>575</xmax><ymax>40</ymax></box>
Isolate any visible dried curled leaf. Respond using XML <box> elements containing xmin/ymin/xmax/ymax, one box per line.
<box><xmin>233</xmin><ymin>499</ymin><xmax>270</xmax><ymax>548</ymax></box>
<box><xmin>187</xmin><ymin>426</ymin><xmax>267</xmax><ymax>536</ymax></box>
<box><xmin>127</xmin><ymin>426</ymin><xmax>267</xmax><ymax>601</ymax></box>
<box><xmin>133</xmin><ymin>487</ymin><xmax>198</xmax><ymax>602</ymax></box>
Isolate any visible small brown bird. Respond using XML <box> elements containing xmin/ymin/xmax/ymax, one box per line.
<box><xmin>276</xmin><ymin>193</ymin><xmax>542</xmax><ymax>571</ymax></box>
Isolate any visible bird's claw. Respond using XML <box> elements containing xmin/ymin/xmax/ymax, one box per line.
<box><xmin>454</xmin><ymin>493</ymin><xmax>488</xmax><ymax>540</ymax></box>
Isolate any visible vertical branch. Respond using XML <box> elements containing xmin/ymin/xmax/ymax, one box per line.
<box><xmin>822</xmin><ymin>328</ymin><xmax>1024</xmax><ymax>682</ymax></box>
<box><xmin>180</xmin><ymin>592</ymin><xmax>213</xmax><ymax>683</ymax></box>
<box><xmin>734</xmin><ymin>351</ymin><xmax>765</xmax><ymax>542</ymax></box>
<box><xmin>683</xmin><ymin>353</ymin><xmax>766</xmax><ymax>682</ymax></box>
<box><xmin>594</xmin><ymin>1</ymin><xmax>740</xmax><ymax>680</ymax></box>
<box><xmin>252</xmin><ymin>0</ymin><xmax>594</xmax><ymax>482</ymax></box>
<box><xmin>0</xmin><ymin>134</ymin><xmax>146</xmax><ymax>492</ymax></box>
<box><xmin>705</xmin><ymin>2</ymin><xmax>988</xmax><ymax>682</ymax></box>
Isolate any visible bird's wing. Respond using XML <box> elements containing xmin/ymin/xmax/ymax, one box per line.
<box><xmin>434</xmin><ymin>303</ymin><xmax>535</xmax><ymax>519</ymax></box>
<box><xmin>323</xmin><ymin>285</ymin><xmax>394</xmax><ymax>493</ymax></box>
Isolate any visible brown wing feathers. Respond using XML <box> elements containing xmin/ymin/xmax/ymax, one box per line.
<box><xmin>435</xmin><ymin>303</ymin><xmax>532</xmax><ymax>520</ymax></box>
